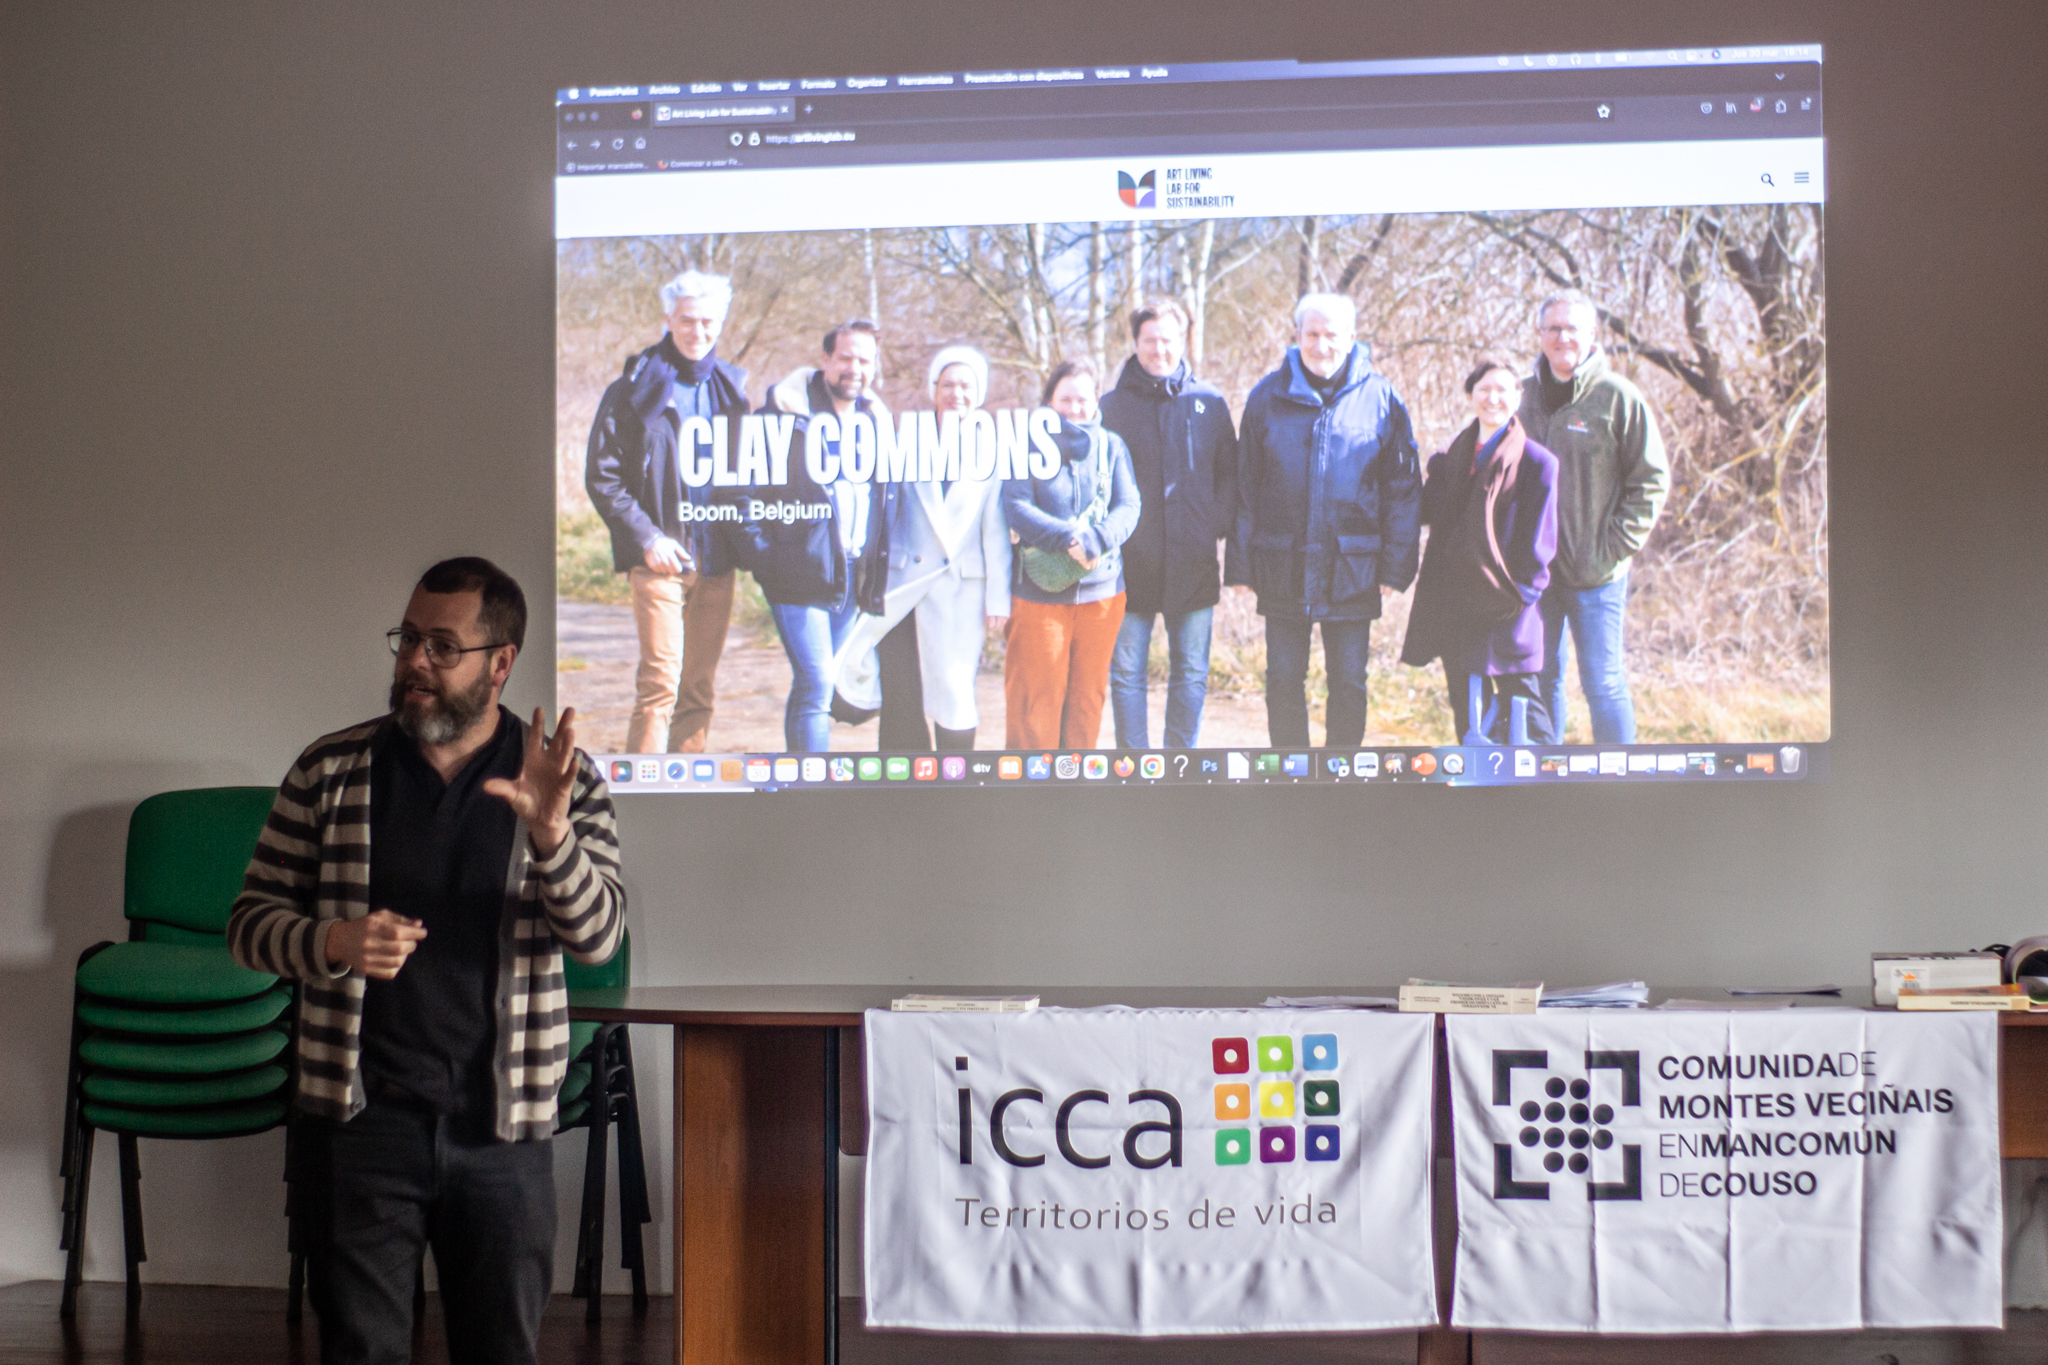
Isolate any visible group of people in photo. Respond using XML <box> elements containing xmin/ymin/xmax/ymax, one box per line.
<box><xmin>584</xmin><ymin>268</ymin><xmax>1669</xmax><ymax>755</ymax></box>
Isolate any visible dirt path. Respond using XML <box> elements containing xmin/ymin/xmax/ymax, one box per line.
<box><xmin>556</xmin><ymin>598</ymin><xmax>1372</xmax><ymax>753</ymax></box>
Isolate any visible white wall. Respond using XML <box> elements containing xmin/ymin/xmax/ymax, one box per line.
<box><xmin>5</xmin><ymin>0</ymin><xmax>2047</xmax><ymax>1291</ymax></box>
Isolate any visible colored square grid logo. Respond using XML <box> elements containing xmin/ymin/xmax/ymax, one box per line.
<box><xmin>1212</xmin><ymin>1038</ymin><xmax>1250</xmax><ymax>1074</ymax></box>
<box><xmin>1304</xmin><ymin>1080</ymin><xmax>1339</xmax><ymax>1116</ymax></box>
<box><xmin>1305</xmin><ymin>1124</ymin><xmax>1341</xmax><ymax>1162</ymax></box>
<box><xmin>1302</xmin><ymin>1033</ymin><xmax>1338</xmax><ymax>1070</ymax></box>
<box><xmin>1213</xmin><ymin>1083</ymin><xmax>1250</xmax><ymax>1122</ymax></box>
<box><xmin>1257</xmin><ymin>1080</ymin><xmax>1295</xmax><ymax>1118</ymax></box>
<box><xmin>1259</xmin><ymin>1125</ymin><xmax>1296</xmax><ymax>1163</ymax></box>
<box><xmin>1215</xmin><ymin>1129</ymin><xmax>1251</xmax><ymax>1165</ymax></box>
<box><xmin>1255</xmin><ymin>1036</ymin><xmax>1294</xmax><ymax>1071</ymax></box>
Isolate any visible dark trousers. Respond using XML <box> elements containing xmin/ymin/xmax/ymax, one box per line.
<box><xmin>1264</xmin><ymin>615</ymin><xmax>1373</xmax><ymax>749</ymax></box>
<box><xmin>1448</xmin><ymin>671</ymin><xmax>1550</xmax><ymax>744</ymax></box>
<box><xmin>875</xmin><ymin>615</ymin><xmax>932</xmax><ymax>750</ymax></box>
<box><xmin>296</xmin><ymin>1103</ymin><xmax>555</xmax><ymax>1365</ymax></box>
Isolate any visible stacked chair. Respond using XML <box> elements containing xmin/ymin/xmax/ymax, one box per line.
<box><xmin>59</xmin><ymin>786</ymin><xmax>291</xmax><ymax>1316</ymax></box>
<box><xmin>556</xmin><ymin>927</ymin><xmax>652</xmax><ymax>1319</ymax></box>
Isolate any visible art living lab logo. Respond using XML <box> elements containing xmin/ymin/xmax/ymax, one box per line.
<box><xmin>950</xmin><ymin>1031</ymin><xmax>1346</xmax><ymax>1172</ymax></box>
<box><xmin>1117</xmin><ymin>169</ymin><xmax>1156</xmax><ymax>209</ymax></box>
<box><xmin>1488</xmin><ymin>1049</ymin><xmax>1642</xmax><ymax>1200</ymax></box>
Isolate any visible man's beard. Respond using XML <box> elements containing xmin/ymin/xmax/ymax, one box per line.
<box><xmin>825</xmin><ymin>373</ymin><xmax>863</xmax><ymax>403</ymax></box>
<box><xmin>390</xmin><ymin>669</ymin><xmax>494</xmax><ymax>745</ymax></box>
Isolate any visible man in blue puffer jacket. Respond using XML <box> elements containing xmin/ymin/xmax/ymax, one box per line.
<box><xmin>1229</xmin><ymin>293</ymin><xmax>1422</xmax><ymax>749</ymax></box>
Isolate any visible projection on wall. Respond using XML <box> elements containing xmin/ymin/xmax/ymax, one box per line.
<box><xmin>553</xmin><ymin>44</ymin><xmax>1827</xmax><ymax>789</ymax></box>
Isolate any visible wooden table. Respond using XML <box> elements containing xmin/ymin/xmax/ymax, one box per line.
<box><xmin>568</xmin><ymin>986</ymin><xmax>2048</xmax><ymax>1365</ymax></box>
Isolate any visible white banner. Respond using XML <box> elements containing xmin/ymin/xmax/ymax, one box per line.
<box><xmin>864</xmin><ymin>1006</ymin><xmax>1438</xmax><ymax>1335</ymax></box>
<box><xmin>1446</xmin><ymin>1010</ymin><xmax>2002</xmax><ymax>1332</ymax></box>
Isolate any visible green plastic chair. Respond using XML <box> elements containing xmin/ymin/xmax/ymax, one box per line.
<box><xmin>557</xmin><ymin>927</ymin><xmax>650</xmax><ymax>1317</ymax></box>
<box><xmin>60</xmin><ymin>787</ymin><xmax>291</xmax><ymax>1317</ymax></box>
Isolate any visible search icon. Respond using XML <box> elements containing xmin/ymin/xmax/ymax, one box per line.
<box><xmin>1760</xmin><ymin>172</ymin><xmax>1776</xmax><ymax>187</ymax></box>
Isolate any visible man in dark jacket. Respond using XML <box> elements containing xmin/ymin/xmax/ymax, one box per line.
<box><xmin>733</xmin><ymin>319</ymin><xmax>889</xmax><ymax>751</ymax></box>
<box><xmin>1229</xmin><ymin>292</ymin><xmax>1421</xmax><ymax>749</ymax></box>
<box><xmin>1515</xmin><ymin>289</ymin><xmax>1669</xmax><ymax>744</ymax></box>
<box><xmin>1098</xmin><ymin>297</ymin><xmax>1238</xmax><ymax>750</ymax></box>
<box><xmin>583</xmin><ymin>269</ymin><xmax>747</xmax><ymax>754</ymax></box>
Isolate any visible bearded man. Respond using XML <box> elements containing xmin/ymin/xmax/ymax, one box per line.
<box><xmin>228</xmin><ymin>556</ymin><xmax>625</xmax><ymax>1365</ymax></box>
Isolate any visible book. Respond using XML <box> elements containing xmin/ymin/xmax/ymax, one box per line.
<box><xmin>1725</xmin><ymin>984</ymin><xmax>1842</xmax><ymax>996</ymax></box>
<box><xmin>1872</xmin><ymin>952</ymin><xmax>2001</xmax><ymax>1006</ymax></box>
<box><xmin>1262</xmin><ymin>995</ymin><xmax>1398</xmax><ymax>1009</ymax></box>
<box><xmin>890</xmin><ymin>994</ymin><xmax>1039</xmax><ymax>1013</ymax></box>
<box><xmin>1398</xmin><ymin>980</ymin><xmax>1542</xmax><ymax>1014</ymax></box>
<box><xmin>1896</xmin><ymin>983</ymin><xmax>2033</xmax><ymax>1012</ymax></box>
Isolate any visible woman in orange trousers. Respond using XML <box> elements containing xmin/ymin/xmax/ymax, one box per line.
<box><xmin>999</xmin><ymin>358</ymin><xmax>1141</xmax><ymax>749</ymax></box>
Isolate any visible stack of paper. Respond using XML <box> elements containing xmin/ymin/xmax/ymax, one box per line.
<box><xmin>890</xmin><ymin>995</ymin><xmax>1039</xmax><ymax>1013</ymax></box>
<box><xmin>1538</xmin><ymin>981</ymin><xmax>1650</xmax><ymax>1009</ymax></box>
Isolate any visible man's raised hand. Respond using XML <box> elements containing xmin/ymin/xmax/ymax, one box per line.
<box><xmin>483</xmin><ymin>707</ymin><xmax>579</xmax><ymax>858</ymax></box>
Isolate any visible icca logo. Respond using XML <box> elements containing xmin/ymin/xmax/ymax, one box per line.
<box><xmin>949</xmin><ymin>1030</ymin><xmax>1344</xmax><ymax>1171</ymax></box>
<box><xmin>954</xmin><ymin>1056</ymin><xmax>1183</xmax><ymax>1170</ymax></box>
<box><xmin>1489</xmin><ymin>1049</ymin><xmax>1641</xmax><ymax>1200</ymax></box>
<box><xmin>1118</xmin><ymin>169</ymin><xmax>1156</xmax><ymax>209</ymax></box>
<box><xmin>1212</xmin><ymin>1033</ymin><xmax>1341</xmax><ymax>1166</ymax></box>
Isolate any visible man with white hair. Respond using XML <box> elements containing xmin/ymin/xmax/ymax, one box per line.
<box><xmin>585</xmin><ymin>269</ymin><xmax>748</xmax><ymax>753</ymax></box>
<box><xmin>1515</xmin><ymin>288</ymin><xmax>1668</xmax><ymax>744</ymax></box>
<box><xmin>831</xmin><ymin>345</ymin><xmax>1012</xmax><ymax>750</ymax></box>
<box><xmin>1229</xmin><ymin>292</ymin><xmax>1421</xmax><ymax>749</ymax></box>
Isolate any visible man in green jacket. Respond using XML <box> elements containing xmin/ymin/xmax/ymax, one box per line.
<box><xmin>1516</xmin><ymin>289</ymin><xmax>1669</xmax><ymax>744</ymax></box>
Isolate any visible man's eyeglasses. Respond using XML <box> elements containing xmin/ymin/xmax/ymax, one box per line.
<box><xmin>386</xmin><ymin>629</ymin><xmax>506</xmax><ymax>669</ymax></box>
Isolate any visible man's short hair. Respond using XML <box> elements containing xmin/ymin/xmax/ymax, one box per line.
<box><xmin>1040</xmin><ymin>356</ymin><xmax>1100</xmax><ymax>406</ymax></box>
<box><xmin>1292</xmin><ymin>291</ymin><xmax>1357</xmax><ymax>333</ymax></box>
<box><xmin>658</xmin><ymin>269</ymin><xmax>733</xmax><ymax>318</ymax></box>
<box><xmin>417</xmin><ymin>557</ymin><xmax>527</xmax><ymax>651</ymax></box>
<box><xmin>1129</xmin><ymin>296</ymin><xmax>1192</xmax><ymax>341</ymax></box>
<box><xmin>1463</xmin><ymin>357</ymin><xmax>1520</xmax><ymax>394</ymax></box>
<box><xmin>1536</xmin><ymin>288</ymin><xmax>1600</xmax><ymax>330</ymax></box>
<box><xmin>822</xmin><ymin>318</ymin><xmax>881</xmax><ymax>356</ymax></box>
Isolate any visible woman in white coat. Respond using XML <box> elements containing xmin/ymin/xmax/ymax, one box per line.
<box><xmin>832</xmin><ymin>345</ymin><xmax>1012</xmax><ymax>750</ymax></box>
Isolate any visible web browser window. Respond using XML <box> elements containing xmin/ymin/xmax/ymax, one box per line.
<box><xmin>555</xmin><ymin>44</ymin><xmax>1825</xmax><ymax>790</ymax></box>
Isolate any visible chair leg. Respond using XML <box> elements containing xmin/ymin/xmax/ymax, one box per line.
<box><xmin>284</xmin><ymin>1120</ymin><xmax>305</xmax><ymax>1324</ymax></box>
<box><xmin>613</xmin><ymin>1030</ymin><xmax>652</xmax><ymax>1313</ymax></box>
<box><xmin>583</xmin><ymin>1030</ymin><xmax>613</xmax><ymax>1324</ymax></box>
<box><xmin>117</xmin><ymin>1133</ymin><xmax>145</xmax><ymax>1310</ymax></box>
<box><xmin>60</xmin><ymin>1125</ymin><xmax>95</xmax><ymax>1319</ymax></box>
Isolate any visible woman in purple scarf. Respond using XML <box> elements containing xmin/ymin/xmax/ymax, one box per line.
<box><xmin>1401</xmin><ymin>359</ymin><xmax>1560</xmax><ymax>743</ymax></box>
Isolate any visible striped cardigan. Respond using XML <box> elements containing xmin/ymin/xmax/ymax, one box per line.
<box><xmin>228</xmin><ymin>714</ymin><xmax>627</xmax><ymax>1140</ymax></box>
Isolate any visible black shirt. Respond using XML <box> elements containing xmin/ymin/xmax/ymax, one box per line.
<box><xmin>1540</xmin><ymin>362</ymin><xmax>1576</xmax><ymax>415</ymax></box>
<box><xmin>362</xmin><ymin>708</ymin><xmax>524</xmax><ymax>1126</ymax></box>
<box><xmin>1307</xmin><ymin>354</ymin><xmax>1352</xmax><ymax>403</ymax></box>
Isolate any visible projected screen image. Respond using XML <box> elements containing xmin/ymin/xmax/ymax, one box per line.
<box><xmin>553</xmin><ymin>45</ymin><xmax>1827</xmax><ymax>789</ymax></box>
